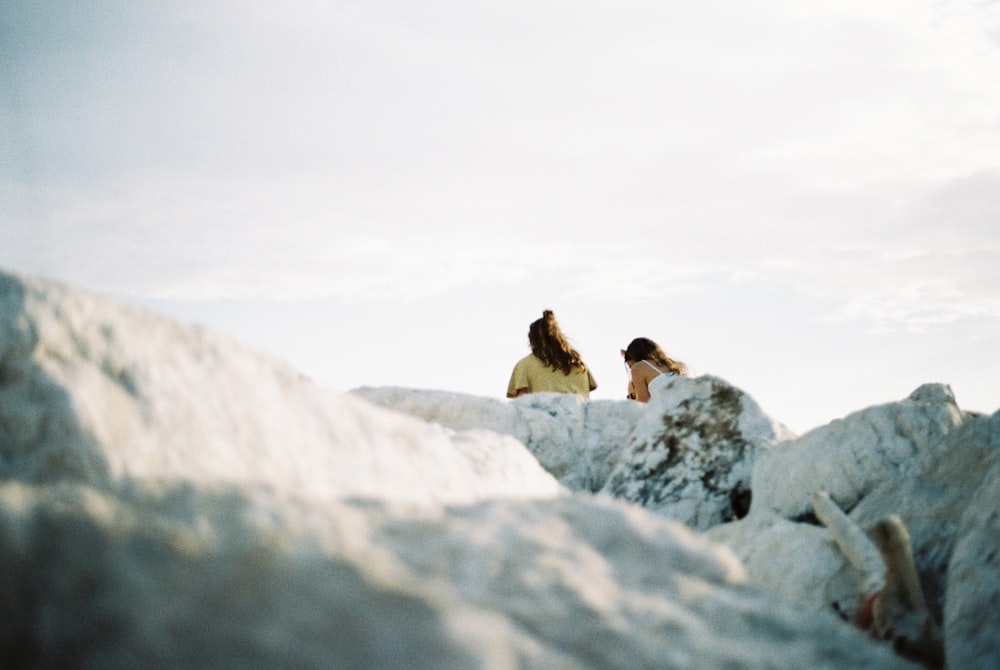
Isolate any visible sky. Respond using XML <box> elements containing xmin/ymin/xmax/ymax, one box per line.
<box><xmin>2</xmin><ymin>0</ymin><xmax>999</xmax><ymax>434</ymax></box>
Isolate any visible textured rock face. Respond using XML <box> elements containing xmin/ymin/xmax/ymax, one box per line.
<box><xmin>358</xmin><ymin>347</ymin><xmax>1000</xmax><ymax>668</ymax></box>
<box><xmin>600</xmin><ymin>375</ymin><xmax>794</xmax><ymax>529</ymax></box>
<box><xmin>0</xmin><ymin>480</ymin><xmax>915</xmax><ymax>670</ymax></box>
<box><xmin>711</xmin><ymin>395</ymin><xmax>1000</xmax><ymax>670</ymax></box>
<box><xmin>730</xmin><ymin>392</ymin><xmax>992</xmax><ymax>615</ymax></box>
<box><xmin>707</xmin><ymin>511</ymin><xmax>853</xmax><ymax>613</ymax></box>
<box><xmin>353</xmin><ymin>386</ymin><xmax>645</xmax><ymax>493</ymax></box>
<box><xmin>845</xmin><ymin>411</ymin><xmax>1000</xmax><ymax>616</ymax></box>
<box><xmin>944</xmin><ymin>443</ymin><xmax>1000</xmax><ymax>670</ymax></box>
<box><xmin>750</xmin><ymin>383</ymin><xmax>966</xmax><ymax>519</ymax></box>
<box><xmin>2</xmin><ymin>269</ymin><xmax>997</xmax><ymax>669</ymax></box>
<box><xmin>359</xmin><ymin>376</ymin><xmax>795</xmax><ymax>530</ymax></box>
<box><xmin>0</xmin><ymin>270</ymin><xmax>563</xmax><ymax>505</ymax></box>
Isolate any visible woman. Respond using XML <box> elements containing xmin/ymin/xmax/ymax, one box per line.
<box><xmin>507</xmin><ymin>310</ymin><xmax>598</xmax><ymax>398</ymax></box>
<box><xmin>622</xmin><ymin>337</ymin><xmax>687</xmax><ymax>402</ymax></box>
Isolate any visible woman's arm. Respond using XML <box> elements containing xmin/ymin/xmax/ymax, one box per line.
<box><xmin>630</xmin><ymin>366</ymin><xmax>651</xmax><ymax>402</ymax></box>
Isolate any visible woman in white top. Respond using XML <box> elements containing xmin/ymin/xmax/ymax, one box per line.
<box><xmin>622</xmin><ymin>337</ymin><xmax>688</xmax><ymax>402</ymax></box>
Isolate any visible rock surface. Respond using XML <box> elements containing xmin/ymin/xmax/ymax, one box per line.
<box><xmin>713</xmin><ymin>392</ymin><xmax>993</xmax><ymax>616</ymax></box>
<box><xmin>944</xmin><ymin>434</ymin><xmax>1000</xmax><ymax>669</ymax></box>
<box><xmin>0</xmin><ymin>480</ymin><xmax>915</xmax><ymax>670</ymax></box>
<box><xmin>599</xmin><ymin>374</ymin><xmax>795</xmax><ymax>528</ymax></box>
<box><xmin>353</xmin><ymin>387</ymin><xmax>646</xmax><ymax>493</ymax></box>
<box><xmin>358</xmin><ymin>375</ymin><xmax>795</xmax><ymax>529</ymax></box>
<box><xmin>1</xmin><ymin>268</ymin><xmax>996</xmax><ymax>669</ymax></box>
<box><xmin>750</xmin><ymin>383</ymin><xmax>966</xmax><ymax>520</ymax></box>
<box><xmin>0</xmin><ymin>271</ymin><xmax>562</xmax><ymax>505</ymax></box>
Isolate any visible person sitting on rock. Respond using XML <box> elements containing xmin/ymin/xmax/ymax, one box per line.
<box><xmin>622</xmin><ymin>337</ymin><xmax>688</xmax><ymax>402</ymax></box>
<box><xmin>506</xmin><ymin>310</ymin><xmax>597</xmax><ymax>399</ymax></box>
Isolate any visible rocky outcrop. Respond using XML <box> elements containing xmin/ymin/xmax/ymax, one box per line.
<box><xmin>359</xmin><ymin>375</ymin><xmax>795</xmax><ymax>530</ymax></box>
<box><xmin>600</xmin><ymin>375</ymin><xmax>794</xmax><ymax>528</ymax></box>
<box><xmin>353</xmin><ymin>386</ymin><xmax>644</xmax><ymax>493</ymax></box>
<box><xmin>0</xmin><ymin>478</ymin><xmax>915</xmax><ymax>670</ymax></box>
<box><xmin>750</xmin><ymin>383</ymin><xmax>966</xmax><ymax>520</ymax></box>
<box><xmin>710</xmin><ymin>394</ymin><xmax>1000</xmax><ymax>669</ymax></box>
<box><xmin>1</xmin><ymin>268</ymin><xmax>997</xmax><ymax>669</ymax></box>
<box><xmin>0</xmin><ymin>270</ymin><xmax>562</xmax><ymax>505</ymax></box>
<box><xmin>944</xmin><ymin>438</ymin><xmax>1000</xmax><ymax>669</ymax></box>
<box><xmin>360</xmin><ymin>373</ymin><xmax>1000</xmax><ymax>669</ymax></box>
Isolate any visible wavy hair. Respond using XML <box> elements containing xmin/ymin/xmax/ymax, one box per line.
<box><xmin>528</xmin><ymin>310</ymin><xmax>587</xmax><ymax>375</ymax></box>
<box><xmin>623</xmin><ymin>337</ymin><xmax>687</xmax><ymax>375</ymax></box>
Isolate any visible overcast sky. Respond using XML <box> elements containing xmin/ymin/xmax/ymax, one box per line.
<box><xmin>3</xmin><ymin>0</ymin><xmax>999</xmax><ymax>433</ymax></box>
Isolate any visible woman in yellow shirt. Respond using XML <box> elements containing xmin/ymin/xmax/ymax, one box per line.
<box><xmin>506</xmin><ymin>310</ymin><xmax>597</xmax><ymax>398</ymax></box>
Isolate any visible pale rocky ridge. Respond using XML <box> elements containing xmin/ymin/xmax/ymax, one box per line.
<box><xmin>1</xmin><ymin>268</ymin><xmax>996</xmax><ymax>668</ymax></box>
<box><xmin>357</xmin><ymin>375</ymin><xmax>795</xmax><ymax>530</ymax></box>
<box><xmin>0</xmin><ymin>271</ymin><xmax>561</xmax><ymax>505</ymax></box>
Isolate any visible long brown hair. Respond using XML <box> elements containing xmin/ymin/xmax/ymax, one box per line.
<box><xmin>528</xmin><ymin>310</ymin><xmax>587</xmax><ymax>375</ymax></box>
<box><xmin>623</xmin><ymin>337</ymin><xmax>687</xmax><ymax>375</ymax></box>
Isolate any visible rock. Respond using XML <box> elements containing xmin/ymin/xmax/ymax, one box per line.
<box><xmin>359</xmin><ymin>377</ymin><xmax>795</xmax><ymax>530</ymax></box>
<box><xmin>601</xmin><ymin>375</ymin><xmax>795</xmax><ymax>529</ymax></box>
<box><xmin>944</xmin><ymin>433</ymin><xmax>1000</xmax><ymax>669</ymax></box>
<box><xmin>740</xmin><ymin>408</ymin><xmax>997</xmax><ymax>625</ymax></box>
<box><xmin>353</xmin><ymin>386</ymin><xmax>645</xmax><ymax>492</ymax></box>
<box><xmin>2</xmin><ymin>268</ymin><xmax>996</xmax><ymax>669</ymax></box>
<box><xmin>844</xmin><ymin>412</ymin><xmax>1000</xmax><ymax>616</ymax></box>
<box><xmin>0</xmin><ymin>479</ymin><xmax>915</xmax><ymax>669</ymax></box>
<box><xmin>750</xmin><ymin>384</ymin><xmax>965</xmax><ymax>519</ymax></box>
<box><xmin>707</xmin><ymin>511</ymin><xmax>853</xmax><ymax>613</ymax></box>
<box><xmin>711</xmin><ymin>398</ymin><xmax>1000</xmax><ymax>668</ymax></box>
<box><xmin>0</xmin><ymin>270</ymin><xmax>562</xmax><ymax>504</ymax></box>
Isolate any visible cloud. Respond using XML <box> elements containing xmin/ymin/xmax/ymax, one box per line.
<box><xmin>565</xmin><ymin>259</ymin><xmax>731</xmax><ymax>304</ymax></box>
<box><xmin>3</xmin><ymin>1</ymin><xmax>1000</xmax><ymax>327</ymax></box>
<box><xmin>7</xmin><ymin>0</ymin><xmax>999</xmax><ymax>188</ymax></box>
<box><xmin>825</xmin><ymin>278</ymin><xmax>999</xmax><ymax>334</ymax></box>
<box><xmin>757</xmin><ymin>238</ymin><xmax>1000</xmax><ymax>334</ymax></box>
<box><xmin>903</xmin><ymin>169</ymin><xmax>1000</xmax><ymax>243</ymax></box>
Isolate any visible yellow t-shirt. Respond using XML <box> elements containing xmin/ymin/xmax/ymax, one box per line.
<box><xmin>506</xmin><ymin>354</ymin><xmax>597</xmax><ymax>398</ymax></box>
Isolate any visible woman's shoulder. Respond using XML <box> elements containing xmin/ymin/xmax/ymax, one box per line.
<box><xmin>629</xmin><ymin>359</ymin><xmax>655</xmax><ymax>379</ymax></box>
<box><xmin>517</xmin><ymin>353</ymin><xmax>551</xmax><ymax>370</ymax></box>
<box><xmin>640</xmin><ymin>359</ymin><xmax>664</xmax><ymax>373</ymax></box>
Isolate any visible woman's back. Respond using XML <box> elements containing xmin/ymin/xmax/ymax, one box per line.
<box><xmin>507</xmin><ymin>354</ymin><xmax>596</xmax><ymax>397</ymax></box>
<box><xmin>507</xmin><ymin>310</ymin><xmax>597</xmax><ymax>398</ymax></box>
<box><xmin>623</xmin><ymin>338</ymin><xmax>686</xmax><ymax>402</ymax></box>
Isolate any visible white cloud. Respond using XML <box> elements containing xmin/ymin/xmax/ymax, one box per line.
<box><xmin>826</xmin><ymin>279</ymin><xmax>998</xmax><ymax>333</ymax></box>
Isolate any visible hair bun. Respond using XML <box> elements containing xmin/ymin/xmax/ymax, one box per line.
<box><xmin>542</xmin><ymin>309</ymin><xmax>554</xmax><ymax>319</ymax></box>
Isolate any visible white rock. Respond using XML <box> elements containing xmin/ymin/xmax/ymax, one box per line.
<box><xmin>0</xmin><ymin>270</ymin><xmax>562</xmax><ymax>505</ymax></box>
<box><xmin>751</xmin><ymin>383</ymin><xmax>965</xmax><ymax>518</ymax></box>
<box><xmin>358</xmin><ymin>377</ymin><xmax>795</xmax><ymax>529</ymax></box>
<box><xmin>842</xmin><ymin>411</ymin><xmax>1000</xmax><ymax>614</ymax></box>
<box><xmin>713</xmin><ymin>387</ymin><xmax>971</xmax><ymax>612</ymax></box>
<box><xmin>601</xmin><ymin>375</ymin><xmax>795</xmax><ymax>529</ymax></box>
<box><xmin>0</xmin><ymin>479</ymin><xmax>914</xmax><ymax>669</ymax></box>
<box><xmin>708</xmin><ymin>511</ymin><xmax>863</xmax><ymax>617</ymax></box>
<box><xmin>3</xmin><ymin>268</ymin><xmax>996</xmax><ymax>669</ymax></box>
<box><xmin>353</xmin><ymin>386</ymin><xmax>645</xmax><ymax>492</ymax></box>
<box><xmin>712</xmin><ymin>397</ymin><xmax>1000</xmax><ymax>666</ymax></box>
<box><xmin>944</xmin><ymin>417</ymin><xmax>1000</xmax><ymax>669</ymax></box>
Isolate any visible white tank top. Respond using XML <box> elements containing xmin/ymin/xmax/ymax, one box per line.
<box><xmin>643</xmin><ymin>360</ymin><xmax>677</xmax><ymax>395</ymax></box>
